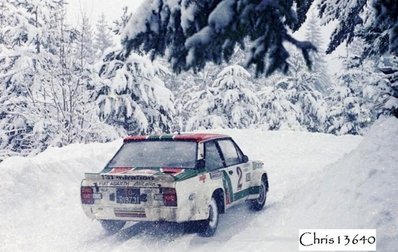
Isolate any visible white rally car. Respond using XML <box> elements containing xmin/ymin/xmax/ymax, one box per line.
<box><xmin>81</xmin><ymin>133</ymin><xmax>269</xmax><ymax>236</ymax></box>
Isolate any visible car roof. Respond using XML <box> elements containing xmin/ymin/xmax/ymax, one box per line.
<box><xmin>123</xmin><ymin>133</ymin><xmax>229</xmax><ymax>143</ymax></box>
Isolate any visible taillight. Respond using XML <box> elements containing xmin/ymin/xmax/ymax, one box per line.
<box><xmin>162</xmin><ymin>188</ymin><xmax>177</xmax><ymax>206</ymax></box>
<box><xmin>81</xmin><ymin>186</ymin><xmax>94</xmax><ymax>204</ymax></box>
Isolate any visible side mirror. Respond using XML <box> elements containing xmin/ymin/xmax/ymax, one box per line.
<box><xmin>196</xmin><ymin>159</ymin><xmax>205</xmax><ymax>170</ymax></box>
<box><xmin>242</xmin><ymin>155</ymin><xmax>249</xmax><ymax>163</ymax></box>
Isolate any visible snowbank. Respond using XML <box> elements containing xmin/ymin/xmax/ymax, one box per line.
<box><xmin>1</xmin><ymin>122</ymin><xmax>395</xmax><ymax>251</ymax></box>
<box><xmin>317</xmin><ymin>117</ymin><xmax>398</xmax><ymax>249</ymax></box>
<box><xmin>0</xmin><ymin>140</ymin><xmax>122</xmax><ymax>251</ymax></box>
<box><xmin>270</xmin><ymin>117</ymin><xmax>398</xmax><ymax>251</ymax></box>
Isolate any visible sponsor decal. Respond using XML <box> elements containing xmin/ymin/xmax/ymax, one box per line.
<box><xmin>98</xmin><ymin>180</ymin><xmax>129</xmax><ymax>186</ymax></box>
<box><xmin>210</xmin><ymin>170</ymin><xmax>223</xmax><ymax>180</ymax></box>
<box><xmin>225</xmin><ymin>187</ymin><xmax>231</xmax><ymax>205</ymax></box>
<box><xmin>132</xmin><ymin>181</ymin><xmax>158</xmax><ymax>187</ymax></box>
<box><xmin>199</xmin><ymin>174</ymin><xmax>206</xmax><ymax>183</ymax></box>
<box><xmin>101</xmin><ymin>174</ymin><xmax>155</xmax><ymax>181</ymax></box>
<box><xmin>246</xmin><ymin>172</ymin><xmax>251</xmax><ymax>182</ymax></box>
<box><xmin>99</xmin><ymin>181</ymin><xmax>159</xmax><ymax>187</ymax></box>
<box><xmin>253</xmin><ymin>161</ymin><xmax>264</xmax><ymax>170</ymax></box>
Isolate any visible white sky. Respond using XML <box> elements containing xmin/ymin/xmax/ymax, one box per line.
<box><xmin>65</xmin><ymin>0</ymin><xmax>145</xmax><ymax>27</ymax></box>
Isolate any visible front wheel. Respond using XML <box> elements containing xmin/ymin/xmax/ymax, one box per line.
<box><xmin>100</xmin><ymin>220</ymin><xmax>126</xmax><ymax>234</ymax></box>
<box><xmin>198</xmin><ymin>197</ymin><xmax>219</xmax><ymax>237</ymax></box>
<box><xmin>250</xmin><ymin>179</ymin><xmax>268</xmax><ymax>211</ymax></box>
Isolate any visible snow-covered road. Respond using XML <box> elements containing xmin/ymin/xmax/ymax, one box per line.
<box><xmin>1</xmin><ymin>118</ymin><xmax>397</xmax><ymax>251</ymax></box>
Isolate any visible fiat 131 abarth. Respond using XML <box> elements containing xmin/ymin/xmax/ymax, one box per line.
<box><xmin>81</xmin><ymin>133</ymin><xmax>269</xmax><ymax>236</ymax></box>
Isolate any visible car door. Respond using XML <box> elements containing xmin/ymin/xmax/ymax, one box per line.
<box><xmin>216</xmin><ymin>139</ymin><xmax>250</xmax><ymax>204</ymax></box>
<box><xmin>204</xmin><ymin>140</ymin><xmax>233</xmax><ymax>204</ymax></box>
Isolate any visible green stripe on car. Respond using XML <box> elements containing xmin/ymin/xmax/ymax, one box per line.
<box><xmin>233</xmin><ymin>186</ymin><xmax>261</xmax><ymax>201</ymax></box>
<box><xmin>159</xmin><ymin>134</ymin><xmax>174</xmax><ymax>140</ymax></box>
<box><xmin>173</xmin><ymin>169</ymin><xmax>198</xmax><ymax>181</ymax></box>
<box><xmin>222</xmin><ymin>171</ymin><xmax>234</xmax><ymax>204</ymax></box>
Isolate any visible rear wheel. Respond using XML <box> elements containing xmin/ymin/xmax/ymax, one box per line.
<box><xmin>250</xmin><ymin>179</ymin><xmax>268</xmax><ymax>211</ymax></box>
<box><xmin>198</xmin><ymin>198</ymin><xmax>219</xmax><ymax>237</ymax></box>
<box><xmin>100</xmin><ymin>220</ymin><xmax>126</xmax><ymax>234</ymax></box>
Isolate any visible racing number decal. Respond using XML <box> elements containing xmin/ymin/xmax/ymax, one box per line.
<box><xmin>236</xmin><ymin>167</ymin><xmax>243</xmax><ymax>191</ymax></box>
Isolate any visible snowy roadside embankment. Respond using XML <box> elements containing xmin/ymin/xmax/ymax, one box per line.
<box><xmin>0</xmin><ymin>140</ymin><xmax>122</xmax><ymax>251</ymax></box>
<box><xmin>0</xmin><ymin>140</ymin><xmax>122</xmax><ymax>213</ymax></box>
<box><xmin>260</xmin><ymin>117</ymin><xmax>398</xmax><ymax>251</ymax></box>
<box><xmin>1</xmin><ymin>120</ymin><xmax>396</xmax><ymax>251</ymax></box>
<box><xmin>292</xmin><ymin>117</ymin><xmax>398</xmax><ymax>250</ymax></box>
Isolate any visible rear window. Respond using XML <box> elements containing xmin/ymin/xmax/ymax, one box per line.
<box><xmin>108</xmin><ymin>141</ymin><xmax>197</xmax><ymax>168</ymax></box>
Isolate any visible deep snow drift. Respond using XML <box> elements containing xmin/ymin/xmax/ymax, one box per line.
<box><xmin>0</xmin><ymin>118</ymin><xmax>397</xmax><ymax>251</ymax></box>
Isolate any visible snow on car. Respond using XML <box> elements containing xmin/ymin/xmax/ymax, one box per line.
<box><xmin>80</xmin><ymin>133</ymin><xmax>269</xmax><ymax>236</ymax></box>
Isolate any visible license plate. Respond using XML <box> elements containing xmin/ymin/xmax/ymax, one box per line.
<box><xmin>116</xmin><ymin>188</ymin><xmax>140</xmax><ymax>204</ymax></box>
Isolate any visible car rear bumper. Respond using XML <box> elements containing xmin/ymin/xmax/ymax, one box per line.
<box><xmin>82</xmin><ymin>205</ymin><xmax>203</xmax><ymax>223</ymax></box>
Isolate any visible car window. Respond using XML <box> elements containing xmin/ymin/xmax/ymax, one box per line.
<box><xmin>205</xmin><ymin>141</ymin><xmax>224</xmax><ymax>171</ymax></box>
<box><xmin>107</xmin><ymin>141</ymin><xmax>197</xmax><ymax>168</ymax></box>
<box><xmin>217</xmin><ymin>139</ymin><xmax>242</xmax><ymax>166</ymax></box>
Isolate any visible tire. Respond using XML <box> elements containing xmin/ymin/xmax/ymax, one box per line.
<box><xmin>250</xmin><ymin>179</ymin><xmax>267</xmax><ymax>211</ymax></box>
<box><xmin>198</xmin><ymin>197</ymin><xmax>219</xmax><ymax>237</ymax></box>
<box><xmin>100</xmin><ymin>220</ymin><xmax>126</xmax><ymax>234</ymax></box>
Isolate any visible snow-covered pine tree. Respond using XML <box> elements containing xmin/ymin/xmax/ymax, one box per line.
<box><xmin>121</xmin><ymin>0</ymin><xmax>315</xmax><ymax>76</ymax></box>
<box><xmin>96</xmin><ymin>47</ymin><xmax>175</xmax><ymax>135</ymax></box>
<box><xmin>171</xmin><ymin>45</ymin><xmax>251</xmax><ymax>132</ymax></box>
<box><xmin>0</xmin><ymin>0</ymin><xmax>57</xmax><ymax>157</ymax></box>
<box><xmin>0</xmin><ymin>0</ymin><xmax>15</xmax><ymax>44</ymax></box>
<box><xmin>187</xmin><ymin>65</ymin><xmax>260</xmax><ymax>130</ymax></box>
<box><xmin>171</xmin><ymin>42</ymin><xmax>252</xmax><ymax>129</ymax></box>
<box><xmin>76</xmin><ymin>14</ymin><xmax>95</xmax><ymax>65</ymax></box>
<box><xmin>173</xmin><ymin>62</ymin><xmax>222</xmax><ymax>132</ymax></box>
<box><xmin>328</xmin><ymin>38</ymin><xmax>397</xmax><ymax>133</ymax></box>
<box><xmin>112</xmin><ymin>6</ymin><xmax>132</xmax><ymax>36</ymax></box>
<box><xmin>31</xmin><ymin>2</ymin><xmax>115</xmax><ymax>146</ymax></box>
<box><xmin>258</xmin><ymin>76</ymin><xmax>304</xmax><ymax>131</ymax></box>
<box><xmin>375</xmin><ymin>56</ymin><xmax>398</xmax><ymax>117</ymax></box>
<box><xmin>94</xmin><ymin>13</ymin><xmax>113</xmax><ymax>59</ymax></box>
<box><xmin>326</xmin><ymin>85</ymin><xmax>371</xmax><ymax>135</ymax></box>
<box><xmin>289</xmin><ymin>53</ymin><xmax>327</xmax><ymax>132</ymax></box>
<box><xmin>318</xmin><ymin>0</ymin><xmax>398</xmax><ymax>121</ymax></box>
<box><xmin>259</xmin><ymin>52</ymin><xmax>327</xmax><ymax>132</ymax></box>
<box><xmin>71</xmin><ymin>13</ymin><xmax>119</xmax><ymax>144</ymax></box>
<box><xmin>325</xmin><ymin>40</ymin><xmax>373</xmax><ymax>135</ymax></box>
<box><xmin>319</xmin><ymin>0</ymin><xmax>398</xmax><ymax>58</ymax></box>
<box><xmin>0</xmin><ymin>0</ymin><xmax>113</xmax><ymax>159</ymax></box>
<box><xmin>305</xmin><ymin>13</ymin><xmax>332</xmax><ymax>94</ymax></box>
